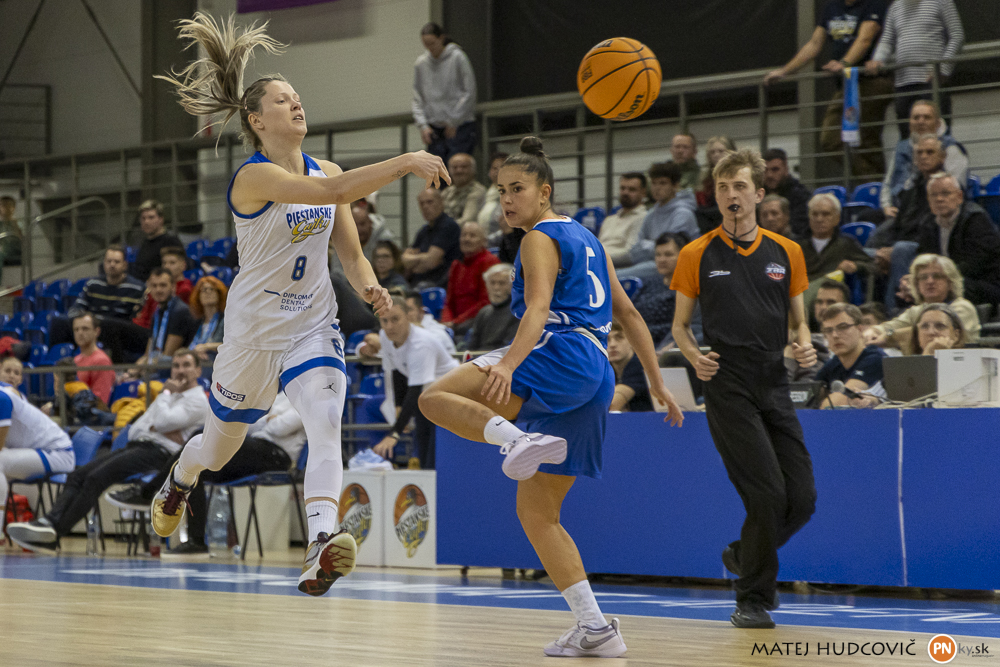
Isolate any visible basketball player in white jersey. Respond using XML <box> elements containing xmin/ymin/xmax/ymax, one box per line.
<box><xmin>149</xmin><ymin>13</ymin><xmax>448</xmax><ymax>596</ymax></box>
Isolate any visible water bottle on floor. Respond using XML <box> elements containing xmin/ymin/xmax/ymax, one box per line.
<box><xmin>207</xmin><ymin>487</ymin><xmax>234</xmax><ymax>559</ymax></box>
<box><xmin>85</xmin><ymin>509</ymin><xmax>100</xmax><ymax>556</ymax></box>
<box><xmin>148</xmin><ymin>519</ymin><xmax>161</xmax><ymax>558</ymax></box>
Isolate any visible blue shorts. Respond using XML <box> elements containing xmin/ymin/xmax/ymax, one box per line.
<box><xmin>473</xmin><ymin>330</ymin><xmax>615</xmax><ymax>479</ymax></box>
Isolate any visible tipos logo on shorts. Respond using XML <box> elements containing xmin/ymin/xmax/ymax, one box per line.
<box><xmin>215</xmin><ymin>382</ymin><xmax>245</xmax><ymax>403</ymax></box>
<box><xmin>765</xmin><ymin>262</ymin><xmax>787</xmax><ymax>282</ymax></box>
<box><xmin>337</xmin><ymin>483</ymin><xmax>372</xmax><ymax>547</ymax></box>
<box><xmin>394</xmin><ymin>484</ymin><xmax>429</xmax><ymax>558</ymax></box>
<box><xmin>928</xmin><ymin>635</ymin><xmax>957</xmax><ymax>663</ymax></box>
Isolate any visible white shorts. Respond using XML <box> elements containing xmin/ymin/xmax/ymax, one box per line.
<box><xmin>209</xmin><ymin>325</ymin><xmax>346</xmax><ymax>424</ymax></box>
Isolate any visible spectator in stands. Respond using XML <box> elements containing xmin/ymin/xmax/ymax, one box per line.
<box><xmin>441</xmin><ymin>221</ymin><xmax>498</xmax><ymax>335</ymax></box>
<box><xmin>0</xmin><ymin>356</ymin><xmax>23</xmax><ymax>390</ymax></box>
<box><xmin>696</xmin><ymin>136</ymin><xmax>736</xmax><ymax>209</ymax></box>
<box><xmin>491</xmin><ymin>212</ymin><xmax>526</xmax><ymax>265</ymax></box>
<box><xmin>759</xmin><ymin>194</ymin><xmax>794</xmax><ymax>237</ymax></box>
<box><xmin>788</xmin><ymin>278</ymin><xmax>843</xmax><ymax>380</ymax></box>
<box><xmin>859</xmin><ymin>302</ymin><xmax>888</xmax><ymax>333</ymax></box>
<box><xmin>880</xmin><ymin>100</ymin><xmax>968</xmax><ymax>218</ymax></box>
<box><xmin>404</xmin><ymin>188</ymin><xmax>462</xmax><ymax>287</ymax></box>
<box><xmin>57</xmin><ymin>245</ymin><xmax>148</xmax><ymax>363</ymax></box>
<box><xmin>916</xmin><ymin>173</ymin><xmax>1000</xmax><ymax>307</ymax></box>
<box><xmin>765</xmin><ymin>0</ymin><xmax>892</xmax><ymax>177</ymax></box>
<box><xmin>106</xmin><ymin>390</ymin><xmax>304</xmax><ymax>557</ymax></box>
<box><xmin>625</xmin><ymin>162</ymin><xmax>698</xmax><ymax>277</ymax></box>
<box><xmin>189</xmin><ymin>276</ymin><xmax>227</xmax><ymax>362</ymax></box>
<box><xmin>799</xmin><ymin>193</ymin><xmax>872</xmax><ymax>286</ymax></box>
<box><xmin>0</xmin><ymin>382</ymin><xmax>74</xmax><ymax>526</ymax></box>
<box><xmin>442</xmin><ymin>153</ymin><xmax>486</xmax><ymax>223</ymax></box>
<box><xmin>71</xmin><ymin>313</ymin><xmax>114</xmax><ymax>405</ymax></box>
<box><xmin>372</xmin><ymin>240</ymin><xmax>409</xmax><ymax>290</ymax></box>
<box><xmin>358</xmin><ymin>288</ymin><xmax>457</xmax><ymax>358</ymax></box>
<box><xmin>371</xmin><ymin>296</ymin><xmax>458</xmax><ymax>469</ymax></box>
<box><xmin>670</xmin><ymin>133</ymin><xmax>701</xmax><ymax>190</ymax></box>
<box><xmin>132</xmin><ymin>268</ymin><xmax>197</xmax><ymax>370</ymax></box>
<box><xmin>866</xmin><ymin>0</ymin><xmax>965</xmax><ymax>139</ymax></box>
<box><xmin>478</xmin><ymin>152</ymin><xmax>509</xmax><ymax>234</ymax></box>
<box><xmin>7</xmin><ymin>350</ymin><xmax>207</xmax><ymax>553</ymax></box>
<box><xmin>466</xmin><ymin>263</ymin><xmax>518</xmax><ymax>351</ymax></box>
<box><xmin>330</xmin><ymin>198</ymin><xmax>396</xmax><ymax>276</ymax></box>
<box><xmin>865</xmin><ymin>253</ymin><xmax>980</xmax><ymax>349</ymax></box>
<box><xmin>131</xmin><ymin>200</ymin><xmax>182</xmax><ymax>282</ymax></box>
<box><xmin>412</xmin><ymin>22</ymin><xmax>477</xmax><ymax>164</ymax></box>
<box><xmin>608</xmin><ymin>321</ymin><xmax>653</xmax><ymax>412</ymax></box>
<box><xmin>0</xmin><ymin>194</ymin><xmax>23</xmax><ymax>266</ymax></box>
<box><xmin>869</xmin><ymin>134</ymin><xmax>947</xmax><ymax>308</ymax></box>
<box><xmin>815</xmin><ymin>303</ymin><xmax>885</xmax><ymax>408</ymax></box>
<box><xmin>763</xmin><ymin>149</ymin><xmax>812</xmax><ymax>238</ymax></box>
<box><xmin>632</xmin><ymin>233</ymin><xmax>702</xmax><ymax>349</ymax></box>
<box><xmin>908</xmin><ymin>302</ymin><xmax>966</xmax><ymax>355</ymax></box>
<box><xmin>599</xmin><ymin>173</ymin><xmax>649</xmax><ymax>268</ymax></box>
<box><xmin>135</xmin><ymin>245</ymin><xmax>195</xmax><ymax>329</ymax></box>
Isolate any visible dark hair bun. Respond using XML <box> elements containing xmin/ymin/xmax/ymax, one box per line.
<box><xmin>519</xmin><ymin>136</ymin><xmax>545</xmax><ymax>157</ymax></box>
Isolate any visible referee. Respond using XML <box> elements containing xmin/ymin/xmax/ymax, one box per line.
<box><xmin>671</xmin><ymin>149</ymin><xmax>817</xmax><ymax>629</ymax></box>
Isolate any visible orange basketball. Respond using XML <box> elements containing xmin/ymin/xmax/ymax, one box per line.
<box><xmin>577</xmin><ymin>38</ymin><xmax>661</xmax><ymax>121</ymax></box>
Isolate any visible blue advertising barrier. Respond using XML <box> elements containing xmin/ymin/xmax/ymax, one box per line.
<box><xmin>902</xmin><ymin>408</ymin><xmax>1000</xmax><ymax>590</ymax></box>
<box><xmin>438</xmin><ymin>409</ymin><xmax>907</xmax><ymax>587</ymax></box>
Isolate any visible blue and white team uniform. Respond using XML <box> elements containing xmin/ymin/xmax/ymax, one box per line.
<box><xmin>473</xmin><ymin>217</ymin><xmax>615</xmax><ymax>479</ymax></box>
<box><xmin>214</xmin><ymin>151</ymin><xmax>347</xmax><ymax>427</ymax></box>
<box><xmin>0</xmin><ymin>383</ymin><xmax>74</xmax><ymax>503</ymax></box>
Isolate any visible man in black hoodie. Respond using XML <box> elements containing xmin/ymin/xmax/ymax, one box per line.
<box><xmin>762</xmin><ymin>149</ymin><xmax>813</xmax><ymax>238</ymax></box>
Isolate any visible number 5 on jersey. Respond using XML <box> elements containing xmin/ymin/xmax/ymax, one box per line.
<box><xmin>584</xmin><ymin>247</ymin><xmax>606</xmax><ymax>308</ymax></box>
<box><xmin>292</xmin><ymin>255</ymin><xmax>307</xmax><ymax>281</ymax></box>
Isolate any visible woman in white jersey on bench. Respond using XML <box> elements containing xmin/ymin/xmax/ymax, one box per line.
<box><xmin>148</xmin><ymin>13</ymin><xmax>448</xmax><ymax>597</ymax></box>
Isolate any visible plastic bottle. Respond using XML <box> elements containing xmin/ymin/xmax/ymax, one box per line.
<box><xmin>147</xmin><ymin>520</ymin><xmax>161</xmax><ymax>558</ymax></box>
<box><xmin>85</xmin><ymin>509</ymin><xmax>100</xmax><ymax>556</ymax></box>
<box><xmin>207</xmin><ymin>487</ymin><xmax>234</xmax><ymax>559</ymax></box>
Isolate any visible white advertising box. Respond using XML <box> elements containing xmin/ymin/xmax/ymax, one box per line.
<box><xmin>382</xmin><ymin>470</ymin><xmax>436</xmax><ymax>568</ymax></box>
<box><xmin>339</xmin><ymin>470</ymin><xmax>386</xmax><ymax>566</ymax></box>
<box><xmin>936</xmin><ymin>348</ymin><xmax>1000</xmax><ymax>407</ymax></box>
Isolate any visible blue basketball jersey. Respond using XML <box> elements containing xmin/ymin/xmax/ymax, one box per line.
<box><xmin>511</xmin><ymin>217</ymin><xmax>613</xmax><ymax>344</ymax></box>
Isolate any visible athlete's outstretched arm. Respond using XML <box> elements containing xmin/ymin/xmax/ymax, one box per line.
<box><xmin>605</xmin><ymin>253</ymin><xmax>682</xmax><ymax>425</ymax></box>
<box><xmin>479</xmin><ymin>230</ymin><xmax>557</xmax><ymax>405</ymax></box>
<box><xmin>324</xmin><ymin>162</ymin><xmax>391</xmax><ymax>315</ymax></box>
<box><xmin>233</xmin><ymin>151</ymin><xmax>449</xmax><ymax>208</ymax></box>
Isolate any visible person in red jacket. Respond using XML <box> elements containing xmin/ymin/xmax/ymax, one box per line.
<box><xmin>440</xmin><ymin>221</ymin><xmax>498</xmax><ymax>335</ymax></box>
<box><xmin>134</xmin><ymin>246</ymin><xmax>193</xmax><ymax>328</ymax></box>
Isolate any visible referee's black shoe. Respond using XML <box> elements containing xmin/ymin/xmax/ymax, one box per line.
<box><xmin>731</xmin><ymin>602</ymin><xmax>776</xmax><ymax>629</ymax></box>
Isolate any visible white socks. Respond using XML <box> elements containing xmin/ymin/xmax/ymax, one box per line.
<box><xmin>484</xmin><ymin>416</ymin><xmax>526</xmax><ymax>447</ymax></box>
<box><xmin>173</xmin><ymin>459</ymin><xmax>200</xmax><ymax>488</ymax></box>
<box><xmin>562</xmin><ymin>580</ymin><xmax>608</xmax><ymax>628</ymax></box>
<box><xmin>305</xmin><ymin>500</ymin><xmax>339</xmax><ymax>543</ymax></box>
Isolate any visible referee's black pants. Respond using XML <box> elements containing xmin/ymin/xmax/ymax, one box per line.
<box><xmin>702</xmin><ymin>346</ymin><xmax>816</xmax><ymax>607</ymax></box>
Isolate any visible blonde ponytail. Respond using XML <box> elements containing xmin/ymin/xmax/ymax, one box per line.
<box><xmin>155</xmin><ymin>12</ymin><xmax>287</xmax><ymax>150</ymax></box>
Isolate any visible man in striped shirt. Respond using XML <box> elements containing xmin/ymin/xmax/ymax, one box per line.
<box><xmin>865</xmin><ymin>0</ymin><xmax>964</xmax><ymax>139</ymax></box>
<box><xmin>49</xmin><ymin>245</ymin><xmax>149</xmax><ymax>363</ymax></box>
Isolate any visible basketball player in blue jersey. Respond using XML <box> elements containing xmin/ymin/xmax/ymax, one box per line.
<box><xmin>420</xmin><ymin>137</ymin><xmax>684</xmax><ymax>658</ymax></box>
<box><xmin>148</xmin><ymin>13</ymin><xmax>448</xmax><ymax>597</ymax></box>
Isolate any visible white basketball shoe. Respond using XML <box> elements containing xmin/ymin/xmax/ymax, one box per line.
<box><xmin>499</xmin><ymin>433</ymin><xmax>568</xmax><ymax>480</ymax></box>
<box><xmin>543</xmin><ymin>618</ymin><xmax>627</xmax><ymax>658</ymax></box>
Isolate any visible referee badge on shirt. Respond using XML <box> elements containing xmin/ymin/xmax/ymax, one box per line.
<box><xmin>765</xmin><ymin>262</ymin><xmax>787</xmax><ymax>282</ymax></box>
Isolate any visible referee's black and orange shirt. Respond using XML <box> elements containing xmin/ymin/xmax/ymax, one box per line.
<box><xmin>670</xmin><ymin>227</ymin><xmax>808</xmax><ymax>353</ymax></box>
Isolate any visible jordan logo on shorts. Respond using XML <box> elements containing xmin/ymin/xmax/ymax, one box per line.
<box><xmin>324</xmin><ymin>382</ymin><xmax>338</xmax><ymax>393</ymax></box>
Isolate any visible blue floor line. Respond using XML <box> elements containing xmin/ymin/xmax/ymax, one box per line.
<box><xmin>1</xmin><ymin>555</ymin><xmax>998</xmax><ymax>637</ymax></box>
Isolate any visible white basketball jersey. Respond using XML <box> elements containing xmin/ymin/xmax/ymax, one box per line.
<box><xmin>225</xmin><ymin>152</ymin><xmax>339</xmax><ymax>350</ymax></box>
<box><xmin>0</xmin><ymin>384</ymin><xmax>72</xmax><ymax>452</ymax></box>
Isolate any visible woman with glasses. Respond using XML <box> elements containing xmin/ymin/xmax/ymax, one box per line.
<box><xmin>909</xmin><ymin>303</ymin><xmax>967</xmax><ymax>355</ymax></box>
<box><xmin>865</xmin><ymin>254</ymin><xmax>980</xmax><ymax>351</ymax></box>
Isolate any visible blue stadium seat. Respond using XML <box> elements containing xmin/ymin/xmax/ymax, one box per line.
<box><xmin>420</xmin><ymin>287</ymin><xmax>446</xmax><ymax>319</ymax></box>
<box><xmin>12</xmin><ymin>296</ymin><xmax>33</xmax><ymax>313</ymax></box>
<box><xmin>43</xmin><ymin>279</ymin><xmax>69</xmax><ymax>299</ymax></box>
<box><xmin>620</xmin><ymin>277</ymin><xmax>643</xmax><ymax>300</ymax></box>
<box><xmin>0</xmin><ymin>324</ymin><xmax>23</xmax><ymax>340</ymax></box>
<box><xmin>184</xmin><ymin>268</ymin><xmax>204</xmax><ymax>284</ymax></box>
<box><xmin>0</xmin><ymin>314</ymin><xmax>8</xmax><ymax>328</ymax></box>
<box><xmin>572</xmin><ymin>206</ymin><xmax>606</xmax><ymax>235</ymax></box>
<box><xmin>206</xmin><ymin>266</ymin><xmax>233</xmax><ymax>286</ymax></box>
<box><xmin>344</xmin><ymin>329</ymin><xmax>370</xmax><ymax>355</ymax></box>
<box><xmin>29</xmin><ymin>344</ymin><xmax>48</xmax><ymax>367</ymax></box>
<box><xmin>967</xmin><ymin>174</ymin><xmax>981</xmax><ymax>200</ymax></box>
<box><xmin>23</xmin><ymin>327</ymin><xmax>48</xmax><ymax>346</ymax></box>
<box><xmin>814</xmin><ymin>185</ymin><xmax>847</xmax><ymax>205</ymax></box>
<box><xmin>841</xmin><ymin>222</ymin><xmax>876</xmax><ymax>247</ymax></box>
<box><xmin>849</xmin><ymin>182</ymin><xmax>882</xmax><ymax>208</ymax></box>
<box><xmin>46</xmin><ymin>343</ymin><xmax>76</xmax><ymax>366</ymax></box>
<box><xmin>108</xmin><ymin>379</ymin><xmax>140</xmax><ymax>405</ymax></box>
<box><xmin>125</xmin><ymin>246</ymin><xmax>137</xmax><ymax>264</ymax></box>
<box><xmin>186</xmin><ymin>239</ymin><xmax>207</xmax><ymax>262</ymax></box>
<box><xmin>211</xmin><ymin>237</ymin><xmax>234</xmax><ymax>256</ymax></box>
<box><xmin>67</xmin><ymin>278</ymin><xmax>89</xmax><ymax>297</ymax></box>
<box><xmin>35</xmin><ymin>295</ymin><xmax>59</xmax><ymax>312</ymax></box>
<box><xmin>982</xmin><ymin>174</ymin><xmax>1000</xmax><ymax>225</ymax></box>
<box><xmin>10</xmin><ymin>312</ymin><xmax>33</xmax><ymax>329</ymax></box>
<box><xmin>22</xmin><ymin>281</ymin><xmax>45</xmax><ymax>300</ymax></box>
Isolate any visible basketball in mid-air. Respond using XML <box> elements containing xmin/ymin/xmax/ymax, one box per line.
<box><xmin>577</xmin><ymin>38</ymin><xmax>661</xmax><ymax>121</ymax></box>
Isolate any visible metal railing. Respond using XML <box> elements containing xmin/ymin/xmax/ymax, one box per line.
<box><xmin>0</xmin><ymin>44</ymin><xmax>996</xmax><ymax>282</ymax></box>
